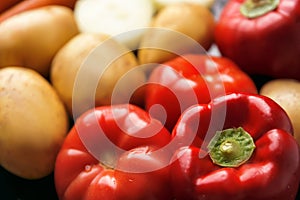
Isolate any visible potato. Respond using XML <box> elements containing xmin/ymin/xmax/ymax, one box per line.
<box><xmin>153</xmin><ymin>0</ymin><xmax>215</xmax><ymax>10</ymax></box>
<box><xmin>0</xmin><ymin>5</ymin><xmax>79</xmax><ymax>77</ymax></box>
<box><xmin>138</xmin><ymin>3</ymin><xmax>215</xmax><ymax>65</ymax></box>
<box><xmin>51</xmin><ymin>33</ymin><xmax>146</xmax><ymax>117</ymax></box>
<box><xmin>74</xmin><ymin>0</ymin><xmax>156</xmax><ymax>50</ymax></box>
<box><xmin>0</xmin><ymin>67</ymin><xmax>69</xmax><ymax>179</ymax></box>
<box><xmin>260</xmin><ymin>79</ymin><xmax>300</xmax><ymax>145</ymax></box>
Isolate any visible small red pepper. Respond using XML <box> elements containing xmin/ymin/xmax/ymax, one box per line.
<box><xmin>215</xmin><ymin>0</ymin><xmax>300</xmax><ymax>80</ymax></box>
<box><xmin>145</xmin><ymin>54</ymin><xmax>257</xmax><ymax>131</ymax></box>
<box><xmin>54</xmin><ymin>104</ymin><xmax>173</xmax><ymax>200</ymax></box>
<box><xmin>170</xmin><ymin>93</ymin><xmax>300</xmax><ymax>200</ymax></box>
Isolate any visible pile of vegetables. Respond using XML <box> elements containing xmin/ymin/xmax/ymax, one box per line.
<box><xmin>0</xmin><ymin>0</ymin><xmax>300</xmax><ymax>199</ymax></box>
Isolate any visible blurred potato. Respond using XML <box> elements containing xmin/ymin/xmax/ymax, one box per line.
<box><xmin>260</xmin><ymin>79</ymin><xmax>300</xmax><ymax>145</ymax></box>
<box><xmin>0</xmin><ymin>67</ymin><xmax>69</xmax><ymax>179</ymax></box>
<box><xmin>138</xmin><ymin>3</ymin><xmax>215</xmax><ymax>65</ymax></box>
<box><xmin>152</xmin><ymin>0</ymin><xmax>215</xmax><ymax>9</ymax></box>
<box><xmin>0</xmin><ymin>5</ymin><xmax>79</xmax><ymax>77</ymax></box>
<box><xmin>51</xmin><ymin>33</ymin><xmax>146</xmax><ymax>117</ymax></box>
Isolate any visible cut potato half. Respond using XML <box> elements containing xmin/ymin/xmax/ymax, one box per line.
<box><xmin>74</xmin><ymin>0</ymin><xmax>155</xmax><ymax>49</ymax></box>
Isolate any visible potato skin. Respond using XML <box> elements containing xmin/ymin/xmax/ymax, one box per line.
<box><xmin>0</xmin><ymin>5</ymin><xmax>79</xmax><ymax>77</ymax></box>
<box><xmin>51</xmin><ymin>33</ymin><xmax>145</xmax><ymax>116</ymax></box>
<box><xmin>0</xmin><ymin>67</ymin><xmax>69</xmax><ymax>179</ymax></box>
<box><xmin>138</xmin><ymin>3</ymin><xmax>215</xmax><ymax>65</ymax></box>
<box><xmin>152</xmin><ymin>3</ymin><xmax>214</xmax><ymax>49</ymax></box>
<box><xmin>51</xmin><ymin>33</ymin><xmax>109</xmax><ymax>115</ymax></box>
<box><xmin>153</xmin><ymin>0</ymin><xmax>215</xmax><ymax>10</ymax></box>
<box><xmin>260</xmin><ymin>79</ymin><xmax>300</xmax><ymax>145</ymax></box>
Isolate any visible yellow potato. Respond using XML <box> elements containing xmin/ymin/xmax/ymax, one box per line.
<box><xmin>0</xmin><ymin>6</ymin><xmax>79</xmax><ymax>77</ymax></box>
<box><xmin>51</xmin><ymin>33</ymin><xmax>146</xmax><ymax>117</ymax></box>
<box><xmin>153</xmin><ymin>0</ymin><xmax>215</xmax><ymax>10</ymax></box>
<box><xmin>260</xmin><ymin>79</ymin><xmax>300</xmax><ymax>145</ymax></box>
<box><xmin>0</xmin><ymin>67</ymin><xmax>69</xmax><ymax>179</ymax></box>
<box><xmin>138</xmin><ymin>3</ymin><xmax>215</xmax><ymax>65</ymax></box>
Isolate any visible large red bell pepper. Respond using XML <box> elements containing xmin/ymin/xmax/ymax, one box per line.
<box><xmin>145</xmin><ymin>54</ymin><xmax>257</xmax><ymax>131</ymax></box>
<box><xmin>170</xmin><ymin>93</ymin><xmax>300</xmax><ymax>200</ymax></box>
<box><xmin>54</xmin><ymin>104</ymin><xmax>173</xmax><ymax>200</ymax></box>
<box><xmin>215</xmin><ymin>0</ymin><xmax>300</xmax><ymax>80</ymax></box>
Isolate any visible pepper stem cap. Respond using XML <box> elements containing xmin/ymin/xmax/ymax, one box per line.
<box><xmin>240</xmin><ymin>0</ymin><xmax>280</xmax><ymax>18</ymax></box>
<box><xmin>207</xmin><ymin>127</ymin><xmax>255</xmax><ymax>167</ymax></box>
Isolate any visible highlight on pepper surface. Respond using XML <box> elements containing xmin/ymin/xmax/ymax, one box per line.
<box><xmin>71</xmin><ymin>28</ymin><xmax>228</xmax><ymax>172</ymax></box>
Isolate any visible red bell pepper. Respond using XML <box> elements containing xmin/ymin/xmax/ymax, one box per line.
<box><xmin>54</xmin><ymin>104</ymin><xmax>173</xmax><ymax>200</ymax></box>
<box><xmin>145</xmin><ymin>54</ymin><xmax>257</xmax><ymax>131</ymax></box>
<box><xmin>170</xmin><ymin>92</ymin><xmax>300</xmax><ymax>200</ymax></box>
<box><xmin>215</xmin><ymin>0</ymin><xmax>300</xmax><ymax>80</ymax></box>
<box><xmin>0</xmin><ymin>0</ymin><xmax>21</xmax><ymax>14</ymax></box>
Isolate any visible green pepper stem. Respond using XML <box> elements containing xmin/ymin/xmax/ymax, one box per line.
<box><xmin>220</xmin><ymin>140</ymin><xmax>240</xmax><ymax>158</ymax></box>
<box><xmin>207</xmin><ymin>127</ymin><xmax>256</xmax><ymax>168</ymax></box>
<box><xmin>240</xmin><ymin>0</ymin><xmax>279</xmax><ymax>18</ymax></box>
<box><xmin>252</xmin><ymin>0</ymin><xmax>271</xmax><ymax>6</ymax></box>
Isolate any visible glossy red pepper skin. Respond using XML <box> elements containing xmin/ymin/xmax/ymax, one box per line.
<box><xmin>145</xmin><ymin>54</ymin><xmax>257</xmax><ymax>131</ymax></box>
<box><xmin>215</xmin><ymin>0</ymin><xmax>300</xmax><ymax>80</ymax></box>
<box><xmin>170</xmin><ymin>93</ymin><xmax>300</xmax><ymax>200</ymax></box>
<box><xmin>54</xmin><ymin>104</ymin><xmax>173</xmax><ymax>200</ymax></box>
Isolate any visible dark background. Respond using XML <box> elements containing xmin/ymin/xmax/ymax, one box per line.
<box><xmin>0</xmin><ymin>166</ymin><xmax>58</xmax><ymax>200</ymax></box>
